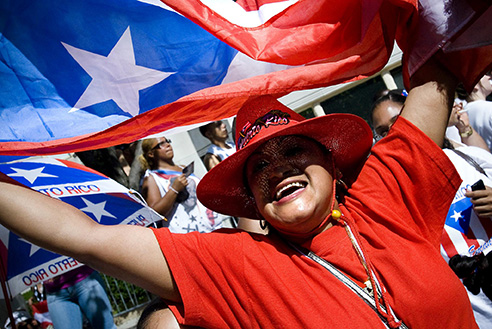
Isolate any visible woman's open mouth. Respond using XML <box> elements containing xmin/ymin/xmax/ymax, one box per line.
<box><xmin>274</xmin><ymin>181</ymin><xmax>307</xmax><ymax>201</ymax></box>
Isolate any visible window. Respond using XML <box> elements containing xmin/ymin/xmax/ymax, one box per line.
<box><xmin>320</xmin><ymin>75</ymin><xmax>386</xmax><ymax>123</ymax></box>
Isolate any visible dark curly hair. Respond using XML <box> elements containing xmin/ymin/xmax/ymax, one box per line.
<box><xmin>449</xmin><ymin>252</ymin><xmax>492</xmax><ymax>301</ymax></box>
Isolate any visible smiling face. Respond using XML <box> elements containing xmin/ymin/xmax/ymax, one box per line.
<box><xmin>245</xmin><ymin>135</ymin><xmax>335</xmax><ymax>235</ymax></box>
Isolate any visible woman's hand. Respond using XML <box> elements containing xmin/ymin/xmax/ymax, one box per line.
<box><xmin>143</xmin><ymin>174</ymin><xmax>186</xmax><ymax>216</ymax></box>
<box><xmin>465</xmin><ymin>186</ymin><xmax>492</xmax><ymax>217</ymax></box>
<box><xmin>171</xmin><ymin>174</ymin><xmax>188</xmax><ymax>192</ymax></box>
<box><xmin>455</xmin><ymin>105</ymin><xmax>470</xmax><ymax>133</ymax></box>
<box><xmin>454</xmin><ymin>105</ymin><xmax>490</xmax><ymax>151</ymax></box>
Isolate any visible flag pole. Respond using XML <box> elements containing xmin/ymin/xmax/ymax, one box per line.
<box><xmin>0</xmin><ymin>253</ymin><xmax>17</xmax><ymax>329</ymax></box>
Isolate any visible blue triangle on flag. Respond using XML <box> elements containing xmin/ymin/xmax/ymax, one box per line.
<box><xmin>445</xmin><ymin>197</ymin><xmax>473</xmax><ymax>234</ymax></box>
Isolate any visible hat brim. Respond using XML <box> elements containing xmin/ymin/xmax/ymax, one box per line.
<box><xmin>197</xmin><ymin>113</ymin><xmax>372</xmax><ymax>219</ymax></box>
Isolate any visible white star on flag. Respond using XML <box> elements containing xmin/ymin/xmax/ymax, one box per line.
<box><xmin>19</xmin><ymin>238</ymin><xmax>42</xmax><ymax>257</ymax></box>
<box><xmin>80</xmin><ymin>197</ymin><xmax>116</xmax><ymax>222</ymax></box>
<box><xmin>7</xmin><ymin>166</ymin><xmax>57</xmax><ymax>184</ymax></box>
<box><xmin>450</xmin><ymin>210</ymin><xmax>462</xmax><ymax>222</ymax></box>
<box><xmin>63</xmin><ymin>26</ymin><xmax>174</xmax><ymax>117</ymax></box>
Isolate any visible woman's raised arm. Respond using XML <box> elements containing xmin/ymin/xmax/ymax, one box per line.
<box><xmin>401</xmin><ymin>56</ymin><xmax>459</xmax><ymax>147</ymax></box>
<box><xmin>0</xmin><ymin>180</ymin><xmax>181</xmax><ymax>302</ymax></box>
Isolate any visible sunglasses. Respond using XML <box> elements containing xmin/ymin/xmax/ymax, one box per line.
<box><xmin>152</xmin><ymin>138</ymin><xmax>172</xmax><ymax>150</ymax></box>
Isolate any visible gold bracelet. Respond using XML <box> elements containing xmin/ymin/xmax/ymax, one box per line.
<box><xmin>460</xmin><ymin>126</ymin><xmax>473</xmax><ymax>138</ymax></box>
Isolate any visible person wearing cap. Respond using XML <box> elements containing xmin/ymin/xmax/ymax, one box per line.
<box><xmin>0</xmin><ymin>57</ymin><xmax>483</xmax><ymax>328</ymax></box>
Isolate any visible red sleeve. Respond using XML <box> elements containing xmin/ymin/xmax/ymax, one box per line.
<box><xmin>348</xmin><ymin>116</ymin><xmax>461</xmax><ymax>249</ymax></box>
<box><xmin>150</xmin><ymin>228</ymin><xmax>251</xmax><ymax>328</ymax></box>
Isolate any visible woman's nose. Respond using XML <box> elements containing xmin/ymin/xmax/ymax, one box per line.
<box><xmin>271</xmin><ymin>163</ymin><xmax>296</xmax><ymax>179</ymax></box>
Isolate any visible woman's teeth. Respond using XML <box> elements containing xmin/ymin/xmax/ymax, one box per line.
<box><xmin>276</xmin><ymin>182</ymin><xmax>306</xmax><ymax>200</ymax></box>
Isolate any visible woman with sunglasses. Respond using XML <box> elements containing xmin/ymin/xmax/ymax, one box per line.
<box><xmin>0</xmin><ymin>56</ymin><xmax>486</xmax><ymax>328</ymax></box>
<box><xmin>139</xmin><ymin>137</ymin><xmax>222</xmax><ymax>233</ymax></box>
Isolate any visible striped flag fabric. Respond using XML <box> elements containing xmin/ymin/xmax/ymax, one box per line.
<box><xmin>163</xmin><ymin>0</ymin><xmax>492</xmax><ymax>87</ymax></box>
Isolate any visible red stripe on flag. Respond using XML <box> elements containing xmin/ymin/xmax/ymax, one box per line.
<box><xmin>463</xmin><ymin>230</ymin><xmax>481</xmax><ymax>256</ymax></box>
<box><xmin>441</xmin><ymin>231</ymin><xmax>459</xmax><ymax>259</ymax></box>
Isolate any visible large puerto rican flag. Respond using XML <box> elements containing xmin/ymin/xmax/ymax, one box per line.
<box><xmin>1</xmin><ymin>0</ymin><xmax>491</xmax><ymax>155</ymax></box>
<box><xmin>0</xmin><ymin>157</ymin><xmax>162</xmax><ymax>297</ymax></box>
<box><xmin>0</xmin><ymin>0</ymin><xmax>293</xmax><ymax>155</ymax></box>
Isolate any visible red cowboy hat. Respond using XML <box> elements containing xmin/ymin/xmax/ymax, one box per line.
<box><xmin>197</xmin><ymin>95</ymin><xmax>373</xmax><ymax>219</ymax></box>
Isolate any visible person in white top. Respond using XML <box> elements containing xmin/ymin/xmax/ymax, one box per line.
<box><xmin>199</xmin><ymin>120</ymin><xmax>267</xmax><ymax>233</ymax></box>
<box><xmin>139</xmin><ymin>137</ymin><xmax>223</xmax><ymax>233</ymax></box>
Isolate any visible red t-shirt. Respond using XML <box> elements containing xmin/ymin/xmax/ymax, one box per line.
<box><xmin>152</xmin><ymin>117</ymin><xmax>477</xmax><ymax>328</ymax></box>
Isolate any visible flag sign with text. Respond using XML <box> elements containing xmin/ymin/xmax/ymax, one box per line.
<box><xmin>0</xmin><ymin>157</ymin><xmax>162</xmax><ymax>296</ymax></box>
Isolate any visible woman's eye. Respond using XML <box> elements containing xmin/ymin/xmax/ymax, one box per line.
<box><xmin>252</xmin><ymin>159</ymin><xmax>269</xmax><ymax>173</ymax></box>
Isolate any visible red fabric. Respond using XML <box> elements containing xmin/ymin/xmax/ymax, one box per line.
<box><xmin>152</xmin><ymin>117</ymin><xmax>477</xmax><ymax>328</ymax></box>
<box><xmin>31</xmin><ymin>300</ymin><xmax>53</xmax><ymax>329</ymax></box>
<box><xmin>163</xmin><ymin>0</ymin><xmax>492</xmax><ymax>90</ymax></box>
<box><xmin>162</xmin><ymin>0</ymin><xmax>408</xmax><ymax>65</ymax></box>
<box><xmin>2</xmin><ymin>2</ymin><xmax>490</xmax><ymax>155</ymax></box>
<box><xmin>31</xmin><ymin>300</ymin><xmax>49</xmax><ymax>314</ymax></box>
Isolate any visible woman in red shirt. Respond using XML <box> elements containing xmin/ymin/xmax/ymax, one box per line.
<box><xmin>0</xmin><ymin>57</ymin><xmax>483</xmax><ymax>328</ymax></box>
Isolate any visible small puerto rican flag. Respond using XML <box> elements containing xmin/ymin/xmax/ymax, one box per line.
<box><xmin>445</xmin><ymin>197</ymin><xmax>473</xmax><ymax>235</ymax></box>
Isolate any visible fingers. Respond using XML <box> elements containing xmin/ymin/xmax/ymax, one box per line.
<box><xmin>171</xmin><ymin>174</ymin><xmax>189</xmax><ymax>191</ymax></box>
<box><xmin>178</xmin><ymin>174</ymin><xmax>189</xmax><ymax>186</ymax></box>
<box><xmin>466</xmin><ymin>187</ymin><xmax>492</xmax><ymax>217</ymax></box>
<box><xmin>458</xmin><ymin>111</ymin><xmax>469</xmax><ymax>123</ymax></box>
<box><xmin>466</xmin><ymin>191</ymin><xmax>490</xmax><ymax>205</ymax></box>
<box><xmin>472</xmin><ymin>206</ymin><xmax>492</xmax><ymax>218</ymax></box>
<box><xmin>456</xmin><ymin>117</ymin><xmax>470</xmax><ymax>129</ymax></box>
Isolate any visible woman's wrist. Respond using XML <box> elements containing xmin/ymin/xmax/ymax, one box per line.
<box><xmin>169</xmin><ymin>186</ymin><xmax>179</xmax><ymax>194</ymax></box>
<box><xmin>459</xmin><ymin>126</ymin><xmax>473</xmax><ymax>138</ymax></box>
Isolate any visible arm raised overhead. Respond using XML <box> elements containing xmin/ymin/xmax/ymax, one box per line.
<box><xmin>401</xmin><ymin>56</ymin><xmax>459</xmax><ymax>147</ymax></box>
